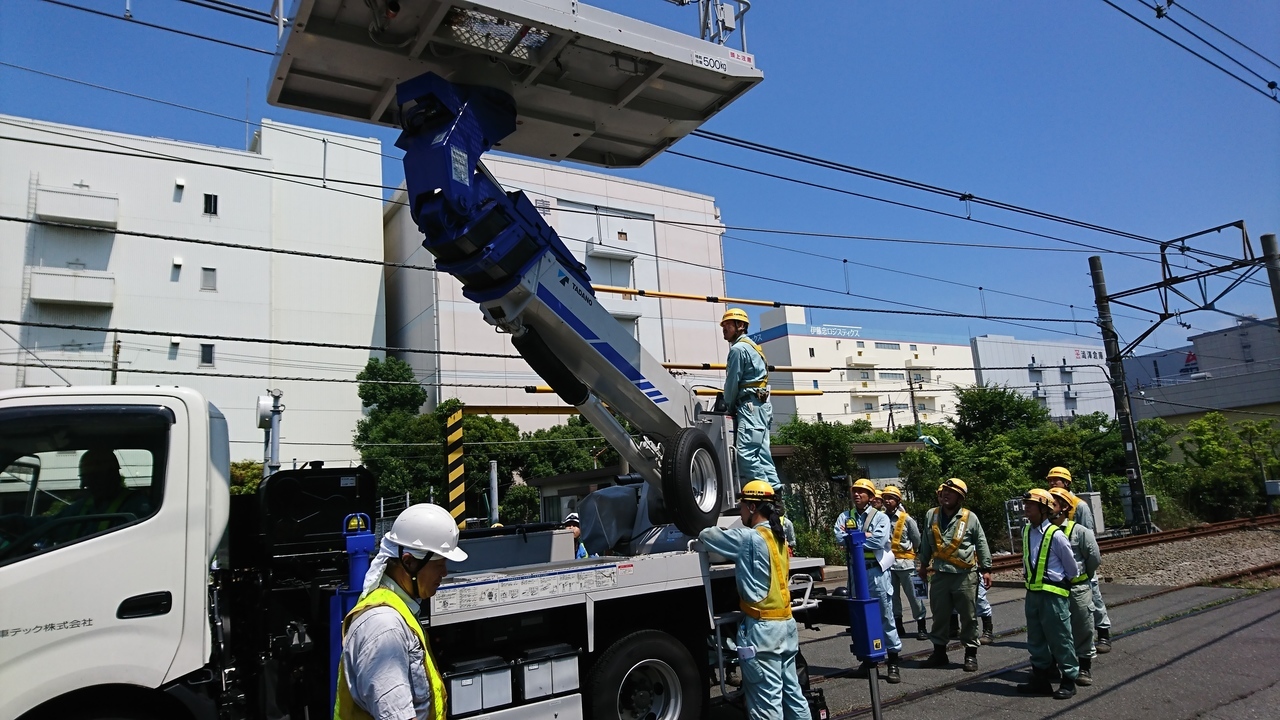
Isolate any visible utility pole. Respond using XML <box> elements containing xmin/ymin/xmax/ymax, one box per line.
<box><xmin>257</xmin><ymin>390</ymin><xmax>285</xmax><ymax>479</ymax></box>
<box><xmin>110</xmin><ymin>333</ymin><xmax>120</xmax><ymax>384</ymax></box>
<box><xmin>906</xmin><ymin>367</ymin><xmax>921</xmax><ymax>435</ymax></box>
<box><xmin>1089</xmin><ymin>256</ymin><xmax>1153</xmax><ymax>534</ymax></box>
<box><xmin>489</xmin><ymin>460</ymin><xmax>499</xmax><ymax>526</ymax></box>
<box><xmin>1262</xmin><ymin>234</ymin><xmax>1280</xmax><ymax>323</ymax></box>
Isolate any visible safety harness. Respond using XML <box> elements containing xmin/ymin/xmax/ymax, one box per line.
<box><xmin>334</xmin><ymin>587</ymin><xmax>447</xmax><ymax>720</ymax></box>
<box><xmin>930</xmin><ymin>507</ymin><xmax>975</xmax><ymax>570</ymax></box>
<box><xmin>1022</xmin><ymin>523</ymin><xmax>1070</xmax><ymax>597</ymax></box>
<box><xmin>890</xmin><ymin>511</ymin><xmax>916</xmax><ymax>561</ymax></box>
<box><xmin>734</xmin><ymin>335</ymin><xmax>771</xmax><ymax>400</ymax></box>
<box><xmin>1062</xmin><ymin>520</ymin><xmax>1090</xmax><ymax>585</ymax></box>
<box><xmin>740</xmin><ymin>524</ymin><xmax>793</xmax><ymax>621</ymax></box>
<box><xmin>844</xmin><ymin>506</ymin><xmax>881</xmax><ymax>567</ymax></box>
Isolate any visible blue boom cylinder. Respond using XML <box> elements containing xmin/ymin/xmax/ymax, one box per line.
<box><xmin>845</xmin><ymin>529</ymin><xmax>887</xmax><ymax>663</ymax></box>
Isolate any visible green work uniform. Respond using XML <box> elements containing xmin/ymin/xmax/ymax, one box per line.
<box><xmin>1061</xmin><ymin>519</ymin><xmax>1101</xmax><ymax>660</ymax></box>
<box><xmin>916</xmin><ymin>506</ymin><xmax>992</xmax><ymax>649</ymax></box>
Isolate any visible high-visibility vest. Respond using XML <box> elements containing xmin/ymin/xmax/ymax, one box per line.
<box><xmin>334</xmin><ymin>587</ymin><xmax>446</xmax><ymax>720</ymax></box>
<box><xmin>1062</xmin><ymin>520</ymin><xmax>1089</xmax><ymax>584</ymax></box>
<box><xmin>734</xmin><ymin>336</ymin><xmax>770</xmax><ymax>389</ymax></box>
<box><xmin>930</xmin><ymin>508</ymin><xmax>975</xmax><ymax>569</ymax></box>
<box><xmin>890</xmin><ymin>511</ymin><xmax>916</xmax><ymax>561</ymax></box>
<box><xmin>1022</xmin><ymin>524</ymin><xmax>1070</xmax><ymax>597</ymax></box>
<box><xmin>849</xmin><ymin>507</ymin><xmax>880</xmax><ymax>563</ymax></box>
<box><xmin>740</xmin><ymin>524</ymin><xmax>792</xmax><ymax>621</ymax></box>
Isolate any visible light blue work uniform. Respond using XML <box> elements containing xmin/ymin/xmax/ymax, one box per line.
<box><xmin>1063</xmin><ymin>490</ymin><xmax>1111</xmax><ymax>631</ymax></box>
<box><xmin>700</xmin><ymin>522</ymin><xmax>811</xmax><ymax>720</ymax></box>
<box><xmin>834</xmin><ymin>506</ymin><xmax>903</xmax><ymax>654</ymax></box>
<box><xmin>724</xmin><ymin>335</ymin><xmax>781</xmax><ymax>487</ymax></box>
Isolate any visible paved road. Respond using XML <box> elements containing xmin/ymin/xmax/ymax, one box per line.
<box><xmin>711</xmin><ymin>583</ymin><xmax>1280</xmax><ymax>720</ymax></box>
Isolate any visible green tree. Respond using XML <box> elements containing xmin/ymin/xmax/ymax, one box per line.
<box><xmin>517</xmin><ymin>415</ymin><xmax>619</xmax><ymax>480</ymax></box>
<box><xmin>499</xmin><ymin>484</ymin><xmax>541</xmax><ymax>524</ymax></box>
<box><xmin>1176</xmin><ymin>413</ymin><xmax>1265</xmax><ymax>521</ymax></box>
<box><xmin>357</xmin><ymin>357</ymin><xmax>426</xmax><ymax>415</ymax></box>
<box><xmin>230</xmin><ymin>460</ymin><xmax>263</xmax><ymax>495</ymax></box>
<box><xmin>951</xmin><ymin>385</ymin><xmax>1050</xmax><ymax>444</ymax></box>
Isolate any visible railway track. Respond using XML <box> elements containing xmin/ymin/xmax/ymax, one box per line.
<box><xmin>988</xmin><ymin>513</ymin><xmax>1280</xmax><ymax>572</ymax></box>
<box><xmin>814</xmin><ymin>557</ymin><xmax>1280</xmax><ymax>719</ymax></box>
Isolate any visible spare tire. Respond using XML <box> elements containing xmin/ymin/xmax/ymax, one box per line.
<box><xmin>660</xmin><ymin>427</ymin><xmax>725</xmax><ymax>536</ymax></box>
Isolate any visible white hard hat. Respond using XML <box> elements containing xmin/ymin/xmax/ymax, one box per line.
<box><xmin>385</xmin><ymin>503</ymin><xmax>468</xmax><ymax>562</ymax></box>
<box><xmin>564</xmin><ymin>512</ymin><xmax>580</xmax><ymax>525</ymax></box>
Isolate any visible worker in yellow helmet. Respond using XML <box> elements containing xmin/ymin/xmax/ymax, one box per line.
<box><xmin>720</xmin><ymin>308</ymin><xmax>781</xmax><ymax>490</ymax></box>
<box><xmin>1045</xmin><ymin>466</ymin><xmax>1110</xmax><ymax>652</ymax></box>
<box><xmin>1016</xmin><ymin>489</ymin><xmax>1080</xmax><ymax>700</ymax></box>
<box><xmin>1050</xmin><ymin>486</ymin><xmax>1102</xmax><ymax>687</ymax></box>
<box><xmin>917</xmin><ymin>478</ymin><xmax>992</xmax><ymax>672</ymax></box>
<box><xmin>698</xmin><ymin>481</ymin><xmax>810</xmax><ymax>719</ymax></box>
<box><xmin>880</xmin><ymin>486</ymin><xmax>928</xmax><ymax>642</ymax></box>
<box><xmin>833</xmin><ymin>479</ymin><xmax>902</xmax><ymax>683</ymax></box>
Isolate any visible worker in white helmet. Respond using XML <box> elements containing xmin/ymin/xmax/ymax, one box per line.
<box><xmin>720</xmin><ymin>308</ymin><xmax>781</xmax><ymax>489</ymax></box>
<box><xmin>335</xmin><ymin>503</ymin><xmax>468</xmax><ymax>720</ymax></box>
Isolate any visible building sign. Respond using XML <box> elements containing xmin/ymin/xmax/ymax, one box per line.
<box><xmin>1073</xmin><ymin>349</ymin><xmax>1105</xmax><ymax>360</ymax></box>
<box><xmin>810</xmin><ymin>324</ymin><xmax>862</xmax><ymax>338</ymax></box>
<box><xmin>1179</xmin><ymin>352</ymin><xmax>1199</xmax><ymax>375</ymax></box>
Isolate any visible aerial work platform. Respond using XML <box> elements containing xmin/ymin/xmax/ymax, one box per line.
<box><xmin>268</xmin><ymin>0</ymin><xmax>762</xmax><ymax>167</ymax></box>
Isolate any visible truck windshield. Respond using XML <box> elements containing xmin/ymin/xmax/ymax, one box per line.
<box><xmin>0</xmin><ymin>404</ymin><xmax>172</xmax><ymax>566</ymax></box>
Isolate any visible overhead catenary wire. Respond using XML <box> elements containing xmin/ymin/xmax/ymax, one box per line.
<box><xmin>1139</xmin><ymin>0</ymin><xmax>1278</xmax><ymax>90</ymax></box>
<box><xmin>174</xmin><ymin>0</ymin><xmax>279</xmax><ymax>25</ymax></box>
<box><xmin>39</xmin><ymin>0</ymin><xmax>276</xmax><ymax>56</ymax></box>
<box><xmin>1167</xmin><ymin>0</ymin><xmax>1280</xmax><ymax>73</ymax></box>
<box><xmin>1098</xmin><ymin>0</ymin><xmax>1280</xmax><ymax>105</ymax></box>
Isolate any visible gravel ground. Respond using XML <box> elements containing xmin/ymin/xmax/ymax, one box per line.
<box><xmin>993</xmin><ymin>526</ymin><xmax>1280</xmax><ymax>586</ymax></box>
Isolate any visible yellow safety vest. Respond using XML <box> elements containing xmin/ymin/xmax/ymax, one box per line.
<box><xmin>1061</xmin><ymin>491</ymin><xmax>1081</xmax><ymax>522</ymax></box>
<box><xmin>740</xmin><ymin>524</ymin><xmax>792</xmax><ymax>621</ymax></box>
<box><xmin>1023</xmin><ymin>524</ymin><xmax>1070</xmax><ymax>597</ymax></box>
<box><xmin>890</xmin><ymin>512</ymin><xmax>916</xmax><ymax>561</ymax></box>
<box><xmin>930</xmin><ymin>507</ymin><xmax>975</xmax><ymax>570</ymax></box>
<box><xmin>1062</xmin><ymin>520</ymin><xmax>1089</xmax><ymax>584</ymax></box>
<box><xmin>735</xmin><ymin>336</ymin><xmax>770</xmax><ymax>389</ymax></box>
<box><xmin>334</xmin><ymin>587</ymin><xmax>447</xmax><ymax>720</ymax></box>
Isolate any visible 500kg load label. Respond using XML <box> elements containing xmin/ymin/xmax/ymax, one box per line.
<box><xmin>433</xmin><ymin>565</ymin><xmax>619</xmax><ymax>613</ymax></box>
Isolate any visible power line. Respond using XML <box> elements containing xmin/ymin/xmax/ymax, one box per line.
<box><xmin>1135</xmin><ymin>395</ymin><xmax>1280</xmax><ymax>418</ymax></box>
<box><xmin>39</xmin><ymin>0</ymin><xmax>276</xmax><ymax>55</ymax></box>
<box><xmin>175</xmin><ymin>0</ymin><xmax>279</xmax><ymax>25</ymax></box>
<box><xmin>1168</xmin><ymin>0</ymin><xmax>1280</xmax><ymax>73</ymax></box>
<box><xmin>0</xmin><ymin>318</ymin><xmax>522</xmax><ymax>359</ymax></box>
<box><xmin>1098</xmin><ymin>0</ymin><xmax>1280</xmax><ymax>105</ymax></box>
<box><xmin>1140</xmin><ymin>0</ymin><xmax>1278</xmax><ymax>89</ymax></box>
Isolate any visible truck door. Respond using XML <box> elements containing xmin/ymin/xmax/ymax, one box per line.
<box><xmin>0</xmin><ymin>399</ymin><xmax>190</xmax><ymax>717</ymax></box>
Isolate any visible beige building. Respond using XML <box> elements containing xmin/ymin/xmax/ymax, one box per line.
<box><xmin>751</xmin><ymin>306</ymin><xmax>976</xmax><ymax>429</ymax></box>
<box><xmin>384</xmin><ymin>155</ymin><xmax>729</xmax><ymax>427</ymax></box>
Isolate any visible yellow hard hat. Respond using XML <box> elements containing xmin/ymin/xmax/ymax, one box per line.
<box><xmin>939</xmin><ymin>478</ymin><xmax>968</xmax><ymax>497</ymax></box>
<box><xmin>851</xmin><ymin>478</ymin><xmax>879</xmax><ymax>496</ymax></box>
<box><xmin>881</xmin><ymin>485</ymin><xmax>903</xmax><ymax>501</ymax></box>
<box><xmin>1024</xmin><ymin>487</ymin><xmax>1055</xmax><ymax>509</ymax></box>
<box><xmin>720</xmin><ymin>308</ymin><xmax>750</xmax><ymax>327</ymax></box>
<box><xmin>738</xmin><ymin>480</ymin><xmax>776</xmax><ymax>503</ymax></box>
<box><xmin>1047</xmin><ymin>466</ymin><xmax>1073</xmax><ymax>484</ymax></box>
<box><xmin>1048</xmin><ymin>487</ymin><xmax>1075</xmax><ymax>506</ymax></box>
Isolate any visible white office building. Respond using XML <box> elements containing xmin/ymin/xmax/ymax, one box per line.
<box><xmin>0</xmin><ymin>115</ymin><xmax>386</xmax><ymax>465</ymax></box>
<box><xmin>751</xmin><ymin>306</ymin><xmax>976</xmax><ymax>429</ymax></box>
<box><xmin>970</xmin><ymin>335</ymin><xmax>1114</xmax><ymax>419</ymax></box>
<box><xmin>384</xmin><ymin>154</ymin><xmax>729</xmax><ymax>428</ymax></box>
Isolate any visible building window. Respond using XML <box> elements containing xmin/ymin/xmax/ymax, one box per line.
<box><xmin>856</xmin><ymin>341</ymin><xmax>865</xmax><ymax>348</ymax></box>
<box><xmin>909</xmin><ymin>344</ymin><xmax>918</xmax><ymax>351</ymax></box>
<box><xmin>879</xmin><ymin>371</ymin><xmax>905</xmax><ymax>380</ymax></box>
<box><xmin>864</xmin><ymin>402</ymin><xmax>874</xmax><ymax>411</ymax></box>
<box><xmin>808</xmin><ymin>347</ymin><xmax>815</xmax><ymax>358</ymax></box>
<box><xmin>874</xmin><ymin>342</ymin><xmax>900</xmax><ymax>350</ymax></box>
<box><xmin>617</xmin><ymin>230</ymin><xmax>628</xmax><ymax>242</ymax></box>
<box><xmin>201</xmin><ymin>267</ymin><xmax>217</xmax><ymax>291</ymax></box>
<box><xmin>816</xmin><ymin>413</ymin><xmax>823</xmax><ymax>422</ymax></box>
<box><xmin>812</xmin><ymin>380</ymin><xmax>819</xmax><ymax>389</ymax></box>
<box><xmin>917</xmin><ymin>403</ymin><xmax>926</xmax><ymax>411</ymax></box>
<box><xmin>199</xmin><ymin>344</ymin><xmax>215</xmax><ymax>367</ymax></box>
<box><xmin>860</xmin><ymin>371</ymin><xmax>870</xmax><ymax>379</ymax></box>
<box><xmin>203</xmin><ymin>193</ymin><xmax>218</xmax><ymax>216</ymax></box>
<box><xmin>913</xmin><ymin>373</ymin><xmax>923</xmax><ymax>381</ymax></box>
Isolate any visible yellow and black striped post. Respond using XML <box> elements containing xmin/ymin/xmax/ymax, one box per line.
<box><xmin>446</xmin><ymin>409</ymin><xmax>465</xmax><ymax>527</ymax></box>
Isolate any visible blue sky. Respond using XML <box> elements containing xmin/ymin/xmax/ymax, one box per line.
<box><xmin>2</xmin><ymin>0</ymin><xmax>1277</xmax><ymax>353</ymax></box>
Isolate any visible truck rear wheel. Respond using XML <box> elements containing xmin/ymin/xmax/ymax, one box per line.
<box><xmin>589</xmin><ymin>629</ymin><xmax>702</xmax><ymax>720</ymax></box>
<box><xmin>660</xmin><ymin>427</ymin><xmax>724</xmax><ymax>536</ymax></box>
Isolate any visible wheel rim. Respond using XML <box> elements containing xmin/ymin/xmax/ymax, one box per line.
<box><xmin>618</xmin><ymin>658</ymin><xmax>683</xmax><ymax>720</ymax></box>
<box><xmin>688</xmin><ymin>447</ymin><xmax>720</xmax><ymax>513</ymax></box>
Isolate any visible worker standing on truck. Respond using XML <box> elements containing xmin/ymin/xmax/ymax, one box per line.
<box><xmin>335</xmin><ymin>503</ymin><xmax>468</xmax><ymax>720</ymax></box>
<box><xmin>563</xmin><ymin>512</ymin><xmax>588</xmax><ymax>559</ymax></box>
<box><xmin>833</xmin><ymin>479</ymin><xmax>903</xmax><ymax>683</ymax></box>
<box><xmin>698</xmin><ymin>481</ymin><xmax>811</xmax><ymax>720</ymax></box>
<box><xmin>1045</xmin><ymin>466</ymin><xmax>1110</xmax><ymax>653</ymax></box>
<box><xmin>917</xmin><ymin>478</ymin><xmax>993</xmax><ymax>672</ymax></box>
<box><xmin>720</xmin><ymin>308</ymin><xmax>781</xmax><ymax>489</ymax></box>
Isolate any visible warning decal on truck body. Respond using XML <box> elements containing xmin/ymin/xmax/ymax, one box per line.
<box><xmin>433</xmin><ymin>564</ymin><xmax>619</xmax><ymax>613</ymax></box>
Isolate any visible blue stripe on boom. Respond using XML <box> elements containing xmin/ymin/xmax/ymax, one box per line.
<box><xmin>536</xmin><ymin>284</ymin><xmax>598</xmax><ymax>340</ymax></box>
